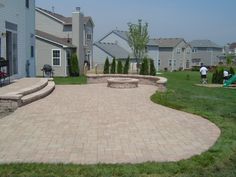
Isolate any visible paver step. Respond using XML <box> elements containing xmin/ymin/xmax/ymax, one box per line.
<box><xmin>18</xmin><ymin>78</ymin><xmax>49</xmax><ymax>96</ymax></box>
<box><xmin>20</xmin><ymin>81</ymin><xmax>55</xmax><ymax>106</ymax></box>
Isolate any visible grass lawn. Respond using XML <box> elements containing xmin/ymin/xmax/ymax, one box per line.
<box><xmin>53</xmin><ymin>76</ymin><xmax>87</xmax><ymax>85</ymax></box>
<box><xmin>0</xmin><ymin>72</ymin><xmax>236</xmax><ymax>177</ymax></box>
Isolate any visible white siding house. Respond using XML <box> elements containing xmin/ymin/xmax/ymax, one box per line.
<box><xmin>0</xmin><ymin>0</ymin><xmax>36</xmax><ymax>79</ymax></box>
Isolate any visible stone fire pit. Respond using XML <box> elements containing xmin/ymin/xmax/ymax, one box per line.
<box><xmin>107</xmin><ymin>78</ymin><xmax>139</xmax><ymax>89</ymax></box>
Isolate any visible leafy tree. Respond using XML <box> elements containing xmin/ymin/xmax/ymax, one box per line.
<box><xmin>103</xmin><ymin>57</ymin><xmax>110</xmax><ymax>74</ymax></box>
<box><xmin>140</xmin><ymin>58</ymin><xmax>149</xmax><ymax>75</ymax></box>
<box><xmin>70</xmin><ymin>53</ymin><xmax>79</xmax><ymax>76</ymax></box>
<box><xmin>110</xmin><ymin>58</ymin><xmax>116</xmax><ymax>74</ymax></box>
<box><xmin>150</xmin><ymin>59</ymin><xmax>156</xmax><ymax>76</ymax></box>
<box><xmin>117</xmin><ymin>60</ymin><xmax>123</xmax><ymax>74</ymax></box>
<box><xmin>123</xmin><ymin>56</ymin><xmax>130</xmax><ymax>74</ymax></box>
<box><xmin>128</xmin><ymin>19</ymin><xmax>149</xmax><ymax>73</ymax></box>
<box><xmin>229</xmin><ymin>67</ymin><xmax>235</xmax><ymax>75</ymax></box>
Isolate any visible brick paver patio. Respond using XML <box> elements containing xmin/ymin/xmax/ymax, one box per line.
<box><xmin>0</xmin><ymin>84</ymin><xmax>220</xmax><ymax>164</ymax></box>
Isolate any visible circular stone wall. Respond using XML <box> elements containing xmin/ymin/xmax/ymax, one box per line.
<box><xmin>107</xmin><ymin>78</ymin><xmax>139</xmax><ymax>88</ymax></box>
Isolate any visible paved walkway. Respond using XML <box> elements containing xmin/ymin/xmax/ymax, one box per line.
<box><xmin>0</xmin><ymin>84</ymin><xmax>220</xmax><ymax>164</ymax></box>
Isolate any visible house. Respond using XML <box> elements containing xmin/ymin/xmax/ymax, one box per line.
<box><xmin>35</xmin><ymin>7</ymin><xmax>94</xmax><ymax>77</ymax></box>
<box><xmin>189</xmin><ymin>40</ymin><xmax>223</xmax><ymax>66</ymax></box>
<box><xmin>93</xmin><ymin>30</ymin><xmax>192</xmax><ymax>71</ymax></box>
<box><xmin>147</xmin><ymin>38</ymin><xmax>192</xmax><ymax>71</ymax></box>
<box><xmin>0</xmin><ymin>0</ymin><xmax>36</xmax><ymax>79</ymax></box>
<box><xmin>229</xmin><ymin>43</ymin><xmax>236</xmax><ymax>55</ymax></box>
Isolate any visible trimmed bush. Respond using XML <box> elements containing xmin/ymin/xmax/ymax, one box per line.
<box><xmin>123</xmin><ymin>57</ymin><xmax>130</xmax><ymax>74</ymax></box>
<box><xmin>117</xmin><ymin>60</ymin><xmax>123</xmax><ymax>74</ymax></box>
<box><xmin>212</xmin><ymin>67</ymin><xmax>224</xmax><ymax>84</ymax></box>
<box><xmin>150</xmin><ymin>59</ymin><xmax>156</xmax><ymax>76</ymax></box>
<box><xmin>70</xmin><ymin>53</ymin><xmax>79</xmax><ymax>76</ymax></box>
<box><xmin>103</xmin><ymin>57</ymin><xmax>110</xmax><ymax>74</ymax></box>
<box><xmin>140</xmin><ymin>58</ymin><xmax>149</xmax><ymax>75</ymax></box>
<box><xmin>110</xmin><ymin>58</ymin><xmax>116</xmax><ymax>74</ymax></box>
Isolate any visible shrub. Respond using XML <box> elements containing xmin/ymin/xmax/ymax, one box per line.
<box><xmin>117</xmin><ymin>60</ymin><xmax>123</xmax><ymax>74</ymax></box>
<box><xmin>229</xmin><ymin>67</ymin><xmax>235</xmax><ymax>75</ymax></box>
<box><xmin>123</xmin><ymin>56</ymin><xmax>130</xmax><ymax>74</ymax></box>
<box><xmin>150</xmin><ymin>59</ymin><xmax>156</xmax><ymax>76</ymax></box>
<box><xmin>218</xmin><ymin>68</ymin><xmax>224</xmax><ymax>84</ymax></box>
<box><xmin>110</xmin><ymin>58</ymin><xmax>116</xmax><ymax>74</ymax></box>
<box><xmin>140</xmin><ymin>58</ymin><xmax>149</xmax><ymax>75</ymax></box>
<box><xmin>103</xmin><ymin>57</ymin><xmax>110</xmax><ymax>74</ymax></box>
<box><xmin>70</xmin><ymin>53</ymin><xmax>79</xmax><ymax>76</ymax></box>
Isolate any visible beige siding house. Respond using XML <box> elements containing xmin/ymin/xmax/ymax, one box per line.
<box><xmin>35</xmin><ymin>7</ymin><xmax>94</xmax><ymax>77</ymax></box>
<box><xmin>93</xmin><ymin>30</ymin><xmax>192</xmax><ymax>71</ymax></box>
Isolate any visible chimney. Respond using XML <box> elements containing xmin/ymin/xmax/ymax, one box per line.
<box><xmin>72</xmin><ymin>7</ymin><xmax>84</xmax><ymax>75</ymax></box>
<box><xmin>75</xmin><ymin>7</ymin><xmax>80</xmax><ymax>12</ymax></box>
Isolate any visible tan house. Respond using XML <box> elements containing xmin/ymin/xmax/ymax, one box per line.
<box><xmin>35</xmin><ymin>7</ymin><xmax>94</xmax><ymax>77</ymax></box>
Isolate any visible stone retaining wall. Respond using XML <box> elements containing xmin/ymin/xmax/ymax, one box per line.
<box><xmin>87</xmin><ymin>74</ymin><xmax>167</xmax><ymax>92</ymax></box>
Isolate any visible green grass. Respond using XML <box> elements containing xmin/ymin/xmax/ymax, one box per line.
<box><xmin>0</xmin><ymin>71</ymin><xmax>236</xmax><ymax>177</ymax></box>
<box><xmin>53</xmin><ymin>76</ymin><xmax>87</xmax><ymax>85</ymax></box>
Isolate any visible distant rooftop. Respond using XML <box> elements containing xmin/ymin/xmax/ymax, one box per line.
<box><xmin>36</xmin><ymin>7</ymin><xmax>93</xmax><ymax>26</ymax></box>
<box><xmin>190</xmin><ymin>40</ymin><xmax>221</xmax><ymax>48</ymax></box>
<box><xmin>36</xmin><ymin>30</ymin><xmax>76</xmax><ymax>48</ymax></box>
<box><xmin>94</xmin><ymin>42</ymin><xmax>131</xmax><ymax>59</ymax></box>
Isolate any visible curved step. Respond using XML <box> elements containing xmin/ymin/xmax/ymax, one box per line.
<box><xmin>18</xmin><ymin>78</ymin><xmax>49</xmax><ymax>96</ymax></box>
<box><xmin>20</xmin><ymin>81</ymin><xmax>55</xmax><ymax>106</ymax></box>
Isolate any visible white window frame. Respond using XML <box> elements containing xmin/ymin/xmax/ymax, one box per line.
<box><xmin>173</xmin><ymin>59</ymin><xmax>177</xmax><ymax>66</ymax></box>
<box><xmin>192</xmin><ymin>48</ymin><xmax>197</xmax><ymax>53</ymax></box>
<box><xmin>177</xmin><ymin>48</ymin><xmax>181</xmax><ymax>54</ymax></box>
<box><xmin>86</xmin><ymin>33</ymin><xmax>92</xmax><ymax>41</ymax></box>
<box><xmin>52</xmin><ymin>49</ymin><xmax>61</xmax><ymax>66</ymax></box>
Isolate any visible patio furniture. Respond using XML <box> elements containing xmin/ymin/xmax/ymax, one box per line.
<box><xmin>41</xmin><ymin>64</ymin><xmax>54</xmax><ymax>78</ymax></box>
<box><xmin>0</xmin><ymin>57</ymin><xmax>10</xmax><ymax>87</ymax></box>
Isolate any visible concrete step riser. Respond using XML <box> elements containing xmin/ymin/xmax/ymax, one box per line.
<box><xmin>20</xmin><ymin>82</ymin><xmax>55</xmax><ymax>106</ymax></box>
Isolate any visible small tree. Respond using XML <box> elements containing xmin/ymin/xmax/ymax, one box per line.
<box><xmin>70</xmin><ymin>53</ymin><xmax>79</xmax><ymax>76</ymax></box>
<box><xmin>212</xmin><ymin>68</ymin><xmax>218</xmax><ymax>84</ymax></box>
<box><xmin>140</xmin><ymin>58</ymin><xmax>149</xmax><ymax>75</ymax></box>
<box><xmin>128</xmin><ymin>19</ymin><xmax>149</xmax><ymax>73</ymax></box>
<box><xmin>123</xmin><ymin>56</ymin><xmax>130</xmax><ymax>74</ymax></box>
<box><xmin>229</xmin><ymin>67</ymin><xmax>235</xmax><ymax>75</ymax></box>
<box><xmin>117</xmin><ymin>60</ymin><xmax>123</xmax><ymax>74</ymax></box>
<box><xmin>226</xmin><ymin>54</ymin><xmax>233</xmax><ymax>66</ymax></box>
<box><xmin>103</xmin><ymin>57</ymin><xmax>110</xmax><ymax>74</ymax></box>
<box><xmin>149</xmin><ymin>59</ymin><xmax>156</xmax><ymax>76</ymax></box>
<box><xmin>110</xmin><ymin>58</ymin><xmax>116</xmax><ymax>74</ymax></box>
<box><xmin>218</xmin><ymin>68</ymin><xmax>224</xmax><ymax>84</ymax></box>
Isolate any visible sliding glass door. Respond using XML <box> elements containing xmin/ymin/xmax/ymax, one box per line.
<box><xmin>6</xmin><ymin>31</ymin><xmax>18</xmax><ymax>76</ymax></box>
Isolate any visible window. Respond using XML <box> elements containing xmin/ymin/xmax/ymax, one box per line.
<box><xmin>158</xmin><ymin>59</ymin><xmax>161</xmax><ymax>66</ymax></box>
<box><xmin>52</xmin><ymin>49</ymin><xmax>61</xmax><ymax>66</ymax></box>
<box><xmin>207</xmin><ymin>48</ymin><xmax>212</xmax><ymax>52</ymax></box>
<box><xmin>31</xmin><ymin>46</ymin><xmax>34</xmax><ymax>58</ymax></box>
<box><xmin>173</xmin><ymin>60</ymin><xmax>176</xmax><ymax>66</ymax></box>
<box><xmin>25</xmin><ymin>0</ymin><xmax>29</xmax><ymax>8</ymax></box>
<box><xmin>86</xmin><ymin>34</ymin><xmax>92</xmax><ymax>40</ymax></box>
<box><xmin>168</xmin><ymin>60</ymin><xmax>172</xmax><ymax>67</ymax></box>
<box><xmin>177</xmin><ymin>48</ymin><xmax>181</xmax><ymax>54</ymax></box>
<box><xmin>192</xmin><ymin>48</ymin><xmax>197</xmax><ymax>53</ymax></box>
<box><xmin>186</xmin><ymin>49</ymin><xmax>191</xmax><ymax>54</ymax></box>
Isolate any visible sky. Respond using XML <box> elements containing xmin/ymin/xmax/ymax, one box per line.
<box><xmin>36</xmin><ymin>0</ymin><xmax>236</xmax><ymax>45</ymax></box>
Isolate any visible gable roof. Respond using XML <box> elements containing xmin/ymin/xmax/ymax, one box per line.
<box><xmin>36</xmin><ymin>7</ymin><xmax>94</xmax><ymax>26</ymax></box>
<box><xmin>189</xmin><ymin>40</ymin><xmax>221</xmax><ymax>48</ymax></box>
<box><xmin>94</xmin><ymin>42</ymin><xmax>131</xmax><ymax>59</ymax></box>
<box><xmin>36</xmin><ymin>30</ymin><xmax>76</xmax><ymax>48</ymax></box>
<box><xmin>229</xmin><ymin>43</ymin><xmax>236</xmax><ymax>50</ymax></box>
<box><xmin>156</xmin><ymin>38</ymin><xmax>184</xmax><ymax>48</ymax></box>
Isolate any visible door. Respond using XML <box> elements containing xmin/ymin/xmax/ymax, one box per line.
<box><xmin>6</xmin><ymin>31</ymin><xmax>18</xmax><ymax>76</ymax></box>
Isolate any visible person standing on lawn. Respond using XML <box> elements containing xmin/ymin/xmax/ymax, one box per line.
<box><xmin>200</xmin><ymin>64</ymin><xmax>208</xmax><ymax>84</ymax></box>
